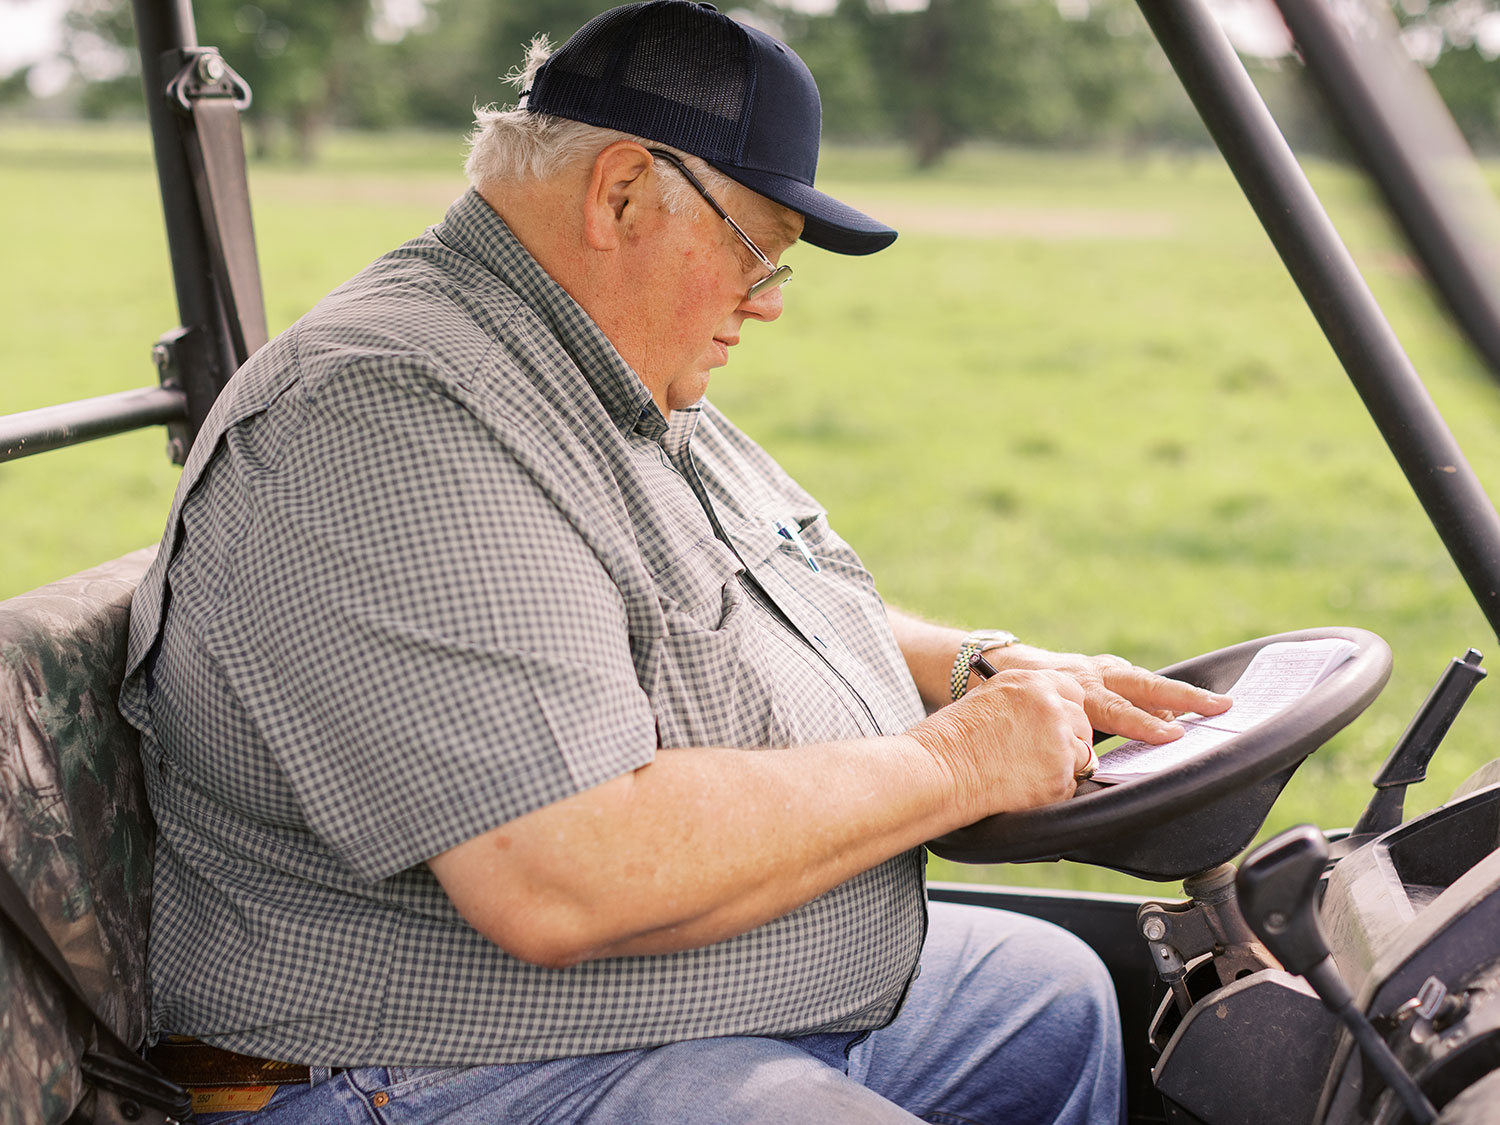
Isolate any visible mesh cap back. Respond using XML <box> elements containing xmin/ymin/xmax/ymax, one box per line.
<box><xmin>526</xmin><ymin>1</ymin><xmax>896</xmax><ymax>255</ymax></box>
<box><xmin>531</xmin><ymin>3</ymin><xmax>754</xmax><ymax>163</ymax></box>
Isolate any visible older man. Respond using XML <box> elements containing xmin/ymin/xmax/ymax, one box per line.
<box><xmin>122</xmin><ymin>2</ymin><xmax>1227</xmax><ymax>1122</ymax></box>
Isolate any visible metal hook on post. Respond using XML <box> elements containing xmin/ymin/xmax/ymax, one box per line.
<box><xmin>164</xmin><ymin>47</ymin><xmax>252</xmax><ymax>114</ymax></box>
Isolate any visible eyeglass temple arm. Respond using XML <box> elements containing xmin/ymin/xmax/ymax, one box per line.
<box><xmin>647</xmin><ymin>148</ymin><xmax>780</xmax><ymax>274</ymax></box>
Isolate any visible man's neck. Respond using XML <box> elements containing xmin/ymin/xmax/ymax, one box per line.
<box><xmin>475</xmin><ymin>181</ymin><xmax>671</xmax><ymax>420</ymax></box>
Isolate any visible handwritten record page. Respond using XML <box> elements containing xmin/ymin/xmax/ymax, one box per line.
<box><xmin>1091</xmin><ymin>638</ymin><xmax>1359</xmax><ymax>783</ymax></box>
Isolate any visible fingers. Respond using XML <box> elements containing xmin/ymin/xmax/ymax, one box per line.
<box><xmin>968</xmin><ymin>645</ymin><xmax>1234</xmax><ymax>748</ymax></box>
<box><xmin>1086</xmin><ymin>663</ymin><xmax>1231</xmax><ymax>744</ymax></box>
<box><xmin>1039</xmin><ymin>667</ymin><xmax>1088</xmax><ymax>708</ymax></box>
<box><xmin>1025</xmin><ymin>672</ymin><xmax>1095</xmax><ymax>791</ymax></box>
<box><xmin>1090</xmin><ymin>689</ymin><xmax>1184</xmax><ymax>743</ymax></box>
<box><xmin>942</xmin><ymin>668</ymin><xmax>1095</xmax><ymax>812</ymax></box>
<box><xmin>1104</xmin><ymin>663</ymin><xmax>1231</xmax><ymax>716</ymax></box>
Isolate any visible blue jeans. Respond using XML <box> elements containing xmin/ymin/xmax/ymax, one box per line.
<box><xmin>196</xmin><ymin>901</ymin><xmax>1125</xmax><ymax>1124</ymax></box>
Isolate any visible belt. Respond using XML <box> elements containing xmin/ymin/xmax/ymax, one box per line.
<box><xmin>145</xmin><ymin>1036</ymin><xmax>339</xmax><ymax>1115</ymax></box>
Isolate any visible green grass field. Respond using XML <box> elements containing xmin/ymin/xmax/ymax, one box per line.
<box><xmin>7</xmin><ymin>122</ymin><xmax>1500</xmax><ymax>896</ymax></box>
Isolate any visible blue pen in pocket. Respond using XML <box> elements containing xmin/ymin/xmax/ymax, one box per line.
<box><xmin>773</xmin><ymin>517</ymin><xmax>821</xmax><ymax>573</ymax></box>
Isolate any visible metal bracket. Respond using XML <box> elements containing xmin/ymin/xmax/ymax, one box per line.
<box><xmin>1139</xmin><ymin>863</ymin><xmax>1278</xmax><ymax>1015</ymax></box>
<box><xmin>164</xmin><ymin>47</ymin><xmax>252</xmax><ymax>114</ymax></box>
<box><xmin>80</xmin><ymin>1048</ymin><xmax>193</xmax><ymax>1122</ymax></box>
<box><xmin>152</xmin><ymin>327</ymin><xmax>200</xmax><ymax>465</ymax></box>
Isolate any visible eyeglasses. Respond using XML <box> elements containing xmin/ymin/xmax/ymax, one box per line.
<box><xmin>647</xmin><ymin>148</ymin><xmax>793</xmax><ymax>300</ymax></box>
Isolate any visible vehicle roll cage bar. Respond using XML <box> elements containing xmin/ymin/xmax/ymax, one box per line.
<box><xmin>6</xmin><ymin>0</ymin><xmax>1500</xmax><ymax>643</ymax></box>
<box><xmin>1140</xmin><ymin>0</ymin><xmax>1500</xmax><ymax>642</ymax></box>
<box><xmin>0</xmin><ymin>0</ymin><xmax>264</xmax><ymax>465</ymax></box>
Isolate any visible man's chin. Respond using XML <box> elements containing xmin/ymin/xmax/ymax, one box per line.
<box><xmin>666</xmin><ymin>370</ymin><xmax>714</xmax><ymax>412</ymax></box>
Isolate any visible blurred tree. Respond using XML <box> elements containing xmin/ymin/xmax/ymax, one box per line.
<box><xmin>41</xmin><ymin>0</ymin><xmax>1261</xmax><ymax>161</ymax></box>
<box><xmin>837</xmin><ymin>0</ymin><xmax>1021</xmax><ymax>166</ymax></box>
<box><xmin>76</xmin><ymin>73</ymin><xmax>144</xmax><ymax>118</ymax></box>
<box><xmin>220</xmin><ymin>0</ymin><xmax>371</xmax><ymax>159</ymax></box>
<box><xmin>356</xmin><ymin>0</ymin><xmax>492</xmax><ymax>129</ymax></box>
<box><xmin>65</xmin><ymin>0</ymin><xmax>373</xmax><ymax>159</ymax></box>
<box><xmin>62</xmin><ymin>0</ymin><xmax>142</xmax><ymax>116</ymax></box>
<box><xmin>774</xmin><ymin>6</ymin><xmax>887</xmax><ymax>141</ymax></box>
<box><xmin>1429</xmin><ymin>45</ymin><xmax>1500</xmax><ymax>151</ymax></box>
<box><xmin>343</xmin><ymin>0</ymin><xmax>613</xmax><ymax>132</ymax></box>
<box><xmin>1393</xmin><ymin>0</ymin><xmax>1500</xmax><ymax>152</ymax></box>
<box><xmin>477</xmin><ymin>0</ymin><xmax>615</xmax><ymax>85</ymax></box>
<box><xmin>0</xmin><ymin>66</ymin><xmax>33</xmax><ymax>108</ymax></box>
<box><xmin>777</xmin><ymin>0</ymin><xmax>1184</xmax><ymax>166</ymax></box>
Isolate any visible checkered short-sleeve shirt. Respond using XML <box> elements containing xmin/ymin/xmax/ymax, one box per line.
<box><xmin>120</xmin><ymin>189</ymin><xmax>929</xmax><ymax>1066</ymax></box>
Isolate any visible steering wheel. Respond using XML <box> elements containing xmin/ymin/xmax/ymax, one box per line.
<box><xmin>927</xmin><ymin>627</ymin><xmax>1392</xmax><ymax>881</ymax></box>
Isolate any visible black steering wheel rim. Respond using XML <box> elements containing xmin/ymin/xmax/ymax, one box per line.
<box><xmin>928</xmin><ymin>627</ymin><xmax>1392</xmax><ymax>869</ymax></box>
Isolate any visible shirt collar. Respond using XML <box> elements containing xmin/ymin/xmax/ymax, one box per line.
<box><xmin>662</xmin><ymin>403</ymin><xmax>703</xmax><ymax>461</ymax></box>
<box><xmin>433</xmin><ymin>188</ymin><xmax>659</xmax><ymax>437</ymax></box>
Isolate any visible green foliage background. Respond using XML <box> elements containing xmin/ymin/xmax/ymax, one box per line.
<box><xmin>33</xmin><ymin>0</ymin><xmax>1500</xmax><ymax>167</ymax></box>
<box><xmin>6</xmin><ymin>123</ymin><xmax>1500</xmax><ymax>895</ymax></box>
<box><xmin>55</xmin><ymin>0</ymin><xmax>1198</xmax><ymax>161</ymax></box>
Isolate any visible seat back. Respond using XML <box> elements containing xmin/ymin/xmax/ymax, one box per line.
<box><xmin>0</xmin><ymin>548</ymin><xmax>157</xmax><ymax>1125</ymax></box>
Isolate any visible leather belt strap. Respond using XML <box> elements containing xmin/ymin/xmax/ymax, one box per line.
<box><xmin>146</xmin><ymin>1036</ymin><xmax>317</xmax><ymax>1087</ymax></box>
<box><xmin>145</xmin><ymin>1037</ymin><xmax>340</xmax><ymax>1116</ymax></box>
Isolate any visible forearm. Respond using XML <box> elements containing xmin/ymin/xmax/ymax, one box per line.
<box><xmin>538</xmin><ymin>611</ymin><xmax>1009</xmax><ymax>960</ymax></box>
<box><xmin>431</xmin><ymin>622</ymin><xmax>1218</xmax><ymax>970</ymax></box>
<box><xmin>431</xmin><ymin>731</ymin><xmax>965</xmax><ymax>967</ymax></box>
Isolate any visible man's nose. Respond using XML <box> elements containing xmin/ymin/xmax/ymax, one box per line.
<box><xmin>741</xmin><ymin>283</ymin><xmax>784</xmax><ymax>323</ymax></box>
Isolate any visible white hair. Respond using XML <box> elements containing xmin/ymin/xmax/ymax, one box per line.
<box><xmin>464</xmin><ymin>35</ymin><xmax>735</xmax><ymax>214</ymax></box>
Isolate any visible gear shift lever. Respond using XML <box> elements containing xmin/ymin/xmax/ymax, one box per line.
<box><xmin>1237</xmin><ymin>826</ymin><xmax>1436</xmax><ymax>1125</ymax></box>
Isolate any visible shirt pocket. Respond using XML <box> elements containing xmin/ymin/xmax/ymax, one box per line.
<box><xmin>653</xmin><ymin>533</ymin><xmax>744</xmax><ymax>630</ymax></box>
<box><xmin>781</xmin><ymin>508</ymin><xmax>876</xmax><ymax>592</ymax></box>
<box><xmin>651</xmin><ymin>538</ymin><xmax>775</xmax><ymax>749</ymax></box>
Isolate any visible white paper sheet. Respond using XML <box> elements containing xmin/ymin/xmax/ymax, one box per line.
<box><xmin>1090</xmin><ymin>638</ymin><xmax>1358</xmax><ymax>783</ymax></box>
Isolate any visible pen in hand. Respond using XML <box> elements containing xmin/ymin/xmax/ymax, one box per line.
<box><xmin>968</xmin><ymin>652</ymin><xmax>1001</xmax><ymax>681</ymax></box>
<box><xmin>966</xmin><ymin>650</ymin><xmax>1097</xmax><ymax>781</ymax></box>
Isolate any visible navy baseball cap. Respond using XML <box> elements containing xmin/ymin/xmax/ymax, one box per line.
<box><xmin>525</xmin><ymin>0</ymin><xmax>897</xmax><ymax>255</ymax></box>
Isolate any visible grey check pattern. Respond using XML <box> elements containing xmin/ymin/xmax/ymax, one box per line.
<box><xmin>119</xmin><ymin>189</ymin><xmax>929</xmax><ymax>1066</ymax></box>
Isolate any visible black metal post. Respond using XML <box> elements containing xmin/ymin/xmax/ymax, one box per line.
<box><xmin>129</xmin><ymin>0</ymin><xmax>235</xmax><ymax>444</ymax></box>
<box><xmin>1136</xmin><ymin>0</ymin><xmax>1500</xmax><ymax>643</ymax></box>
<box><xmin>0</xmin><ymin>388</ymin><xmax>187</xmax><ymax>463</ymax></box>
<box><xmin>1272</xmin><ymin>0</ymin><xmax>1500</xmax><ymax>390</ymax></box>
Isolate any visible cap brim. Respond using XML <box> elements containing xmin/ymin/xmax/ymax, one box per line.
<box><xmin>709</xmin><ymin>162</ymin><xmax>897</xmax><ymax>256</ymax></box>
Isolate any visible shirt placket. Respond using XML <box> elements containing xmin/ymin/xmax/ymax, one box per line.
<box><xmin>659</xmin><ymin>410</ymin><xmax>886</xmax><ymax>738</ymax></box>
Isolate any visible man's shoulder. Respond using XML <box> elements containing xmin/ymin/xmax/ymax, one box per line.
<box><xmin>299</xmin><ymin>229</ymin><xmax>525</xmax><ymax>375</ymax></box>
<box><xmin>187</xmin><ymin>210</ymin><xmax>613</xmax><ymax>493</ymax></box>
<box><xmin>233</xmin><ymin>226</ymin><xmax>568</xmax><ymax>424</ymax></box>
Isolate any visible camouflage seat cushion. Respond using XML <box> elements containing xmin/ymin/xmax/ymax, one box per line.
<box><xmin>0</xmin><ymin>548</ymin><xmax>157</xmax><ymax>1125</ymax></box>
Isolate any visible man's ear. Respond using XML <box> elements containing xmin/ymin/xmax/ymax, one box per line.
<box><xmin>582</xmin><ymin>141</ymin><xmax>654</xmax><ymax>252</ymax></box>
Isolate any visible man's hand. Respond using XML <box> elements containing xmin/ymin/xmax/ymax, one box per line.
<box><xmin>977</xmin><ymin>645</ymin><xmax>1232</xmax><ymax>745</ymax></box>
<box><xmin>909</xmin><ymin>668</ymin><xmax>1098</xmax><ymax>821</ymax></box>
<box><xmin>902</xmin><ymin>638</ymin><xmax>1235</xmax><ymax>826</ymax></box>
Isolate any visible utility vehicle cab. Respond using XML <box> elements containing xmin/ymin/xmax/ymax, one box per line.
<box><xmin>5</xmin><ymin>0</ymin><xmax>1500</xmax><ymax>1122</ymax></box>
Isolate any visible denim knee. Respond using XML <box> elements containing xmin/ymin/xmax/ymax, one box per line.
<box><xmin>888</xmin><ymin>902</ymin><xmax>1125</xmax><ymax>1124</ymax></box>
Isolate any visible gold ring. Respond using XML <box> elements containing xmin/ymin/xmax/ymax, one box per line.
<box><xmin>1075</xmin><ymin>746</ymin><xmax>1099</xmax><ymax>782</ymax></box>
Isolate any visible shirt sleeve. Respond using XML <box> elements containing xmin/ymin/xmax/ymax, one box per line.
<box><xmin>201</xmin><ymin>355</ymin><xmax>658</xmax><ymax>882</ymax></box>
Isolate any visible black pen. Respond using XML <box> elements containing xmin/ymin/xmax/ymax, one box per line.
<box><xmin>968</xmin><ymin>651</ymin><xmax>1001</xmax><ymax>680</ymax></box>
